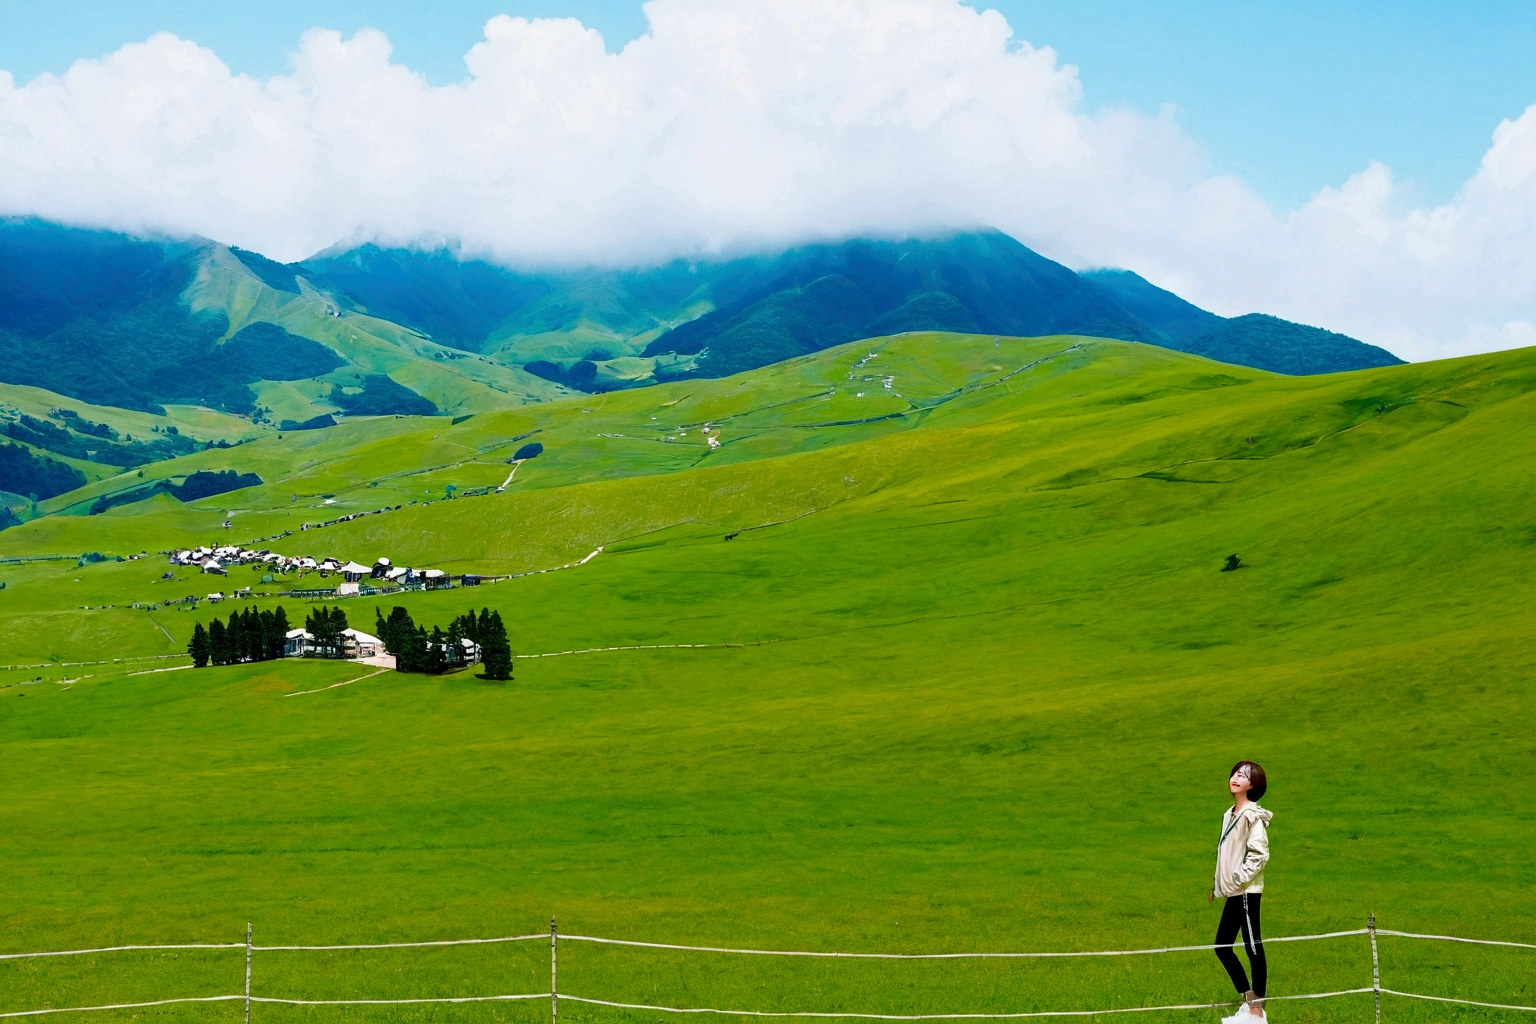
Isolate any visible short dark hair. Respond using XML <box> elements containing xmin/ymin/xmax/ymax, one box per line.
<box><xmin>1230</xmin><ymin>760</ymin><xmax>1267</xmax><ymax>802</ymax></box>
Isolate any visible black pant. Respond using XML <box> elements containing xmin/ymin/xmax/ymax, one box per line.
<box><xmin>1215</xmin><ymin>892</ymin><xmax>1266</xmax><ymax>998</ymax></box>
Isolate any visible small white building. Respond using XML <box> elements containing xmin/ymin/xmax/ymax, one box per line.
<box><xmin>284</xmin><ymin>627</ymin><xmax>384</xmax><ymax>659</ymax></box>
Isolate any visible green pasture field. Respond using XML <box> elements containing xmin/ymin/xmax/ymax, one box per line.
<box><xmin>2</xmin><ymin>334</ymin><xmax>1534</xmax><ymax>1021</ymax></box>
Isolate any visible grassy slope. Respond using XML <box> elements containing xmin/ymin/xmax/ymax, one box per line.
<box><xmin>0</xmin><ymin>383</ymin><xmax>257</xmax><ymax>446</ymax></box>
<box><xmin>0</xmin><ymin>244</ymin><xmax>572</xmax><ymax>504</ymax></box>
<box><xmin>1</xmin><ymin>334</ymin><xmax>1533</xmax><ymax>1021</ymax></box>
<box><xmin>189</xmin><ymin>246</ymin><xmax>570</xmax><ymax>419</ymax></box>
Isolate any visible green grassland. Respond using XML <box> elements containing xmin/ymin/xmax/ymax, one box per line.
<box><xmin>2</xmin><ymin>333</ymin><xmax>1533</xmax><ymax>1021</ymax></box>
<box><xmin>0</xmin><ymin>383</ymin><xmax>258</xmax><ymax>447</ymax></box>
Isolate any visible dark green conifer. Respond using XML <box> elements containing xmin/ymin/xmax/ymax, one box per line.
<box><xmin>245</xmin><ymin>607</ymin><xmax>265</xmax><ymax>661</ymax></box>
<box><xmin>377</xmin><ymin>606</ymin><xmax>418</xmax><ymax>671</ymax></box>
<box><xmin>230</xmin><ymin>608</ymin><xmax>248</xmax><ymax>663</ymax></box>
<box><xmin>480</xmin><ymin>610</ymin><xmax>512</xmax><ymax>681</ymax></box>
<box><xmin>428</xmin><ymin>626</ymin><xmax>449</xmax><ymax>674</ymax></box>
<box><xmin>272</xmin><ymin>606</ymin><xmax>290</xmax><ymax>655</ymax></box>
<box><xmin>208</xmin><ymin>618</ymin><xmax>230</xmax><ymax>666</ymax></box>
<box><xmin>188</xmin><ymin>622</ymin><xmax>211</xmax><ymax>668</ymax></box>
<box><xmin>258</xmin><ymin>609</ymin><xmax>276</xmax><ymax>661</ymax></box>
<box><xmin>413</xmin><ymin>625</ymin><xmax>430</xmax><ymax>672</ymax></box>
<box><xmin>306</xmin><ymin>605</ymin><xmax>348</xmax><ymax>658</ymax></box>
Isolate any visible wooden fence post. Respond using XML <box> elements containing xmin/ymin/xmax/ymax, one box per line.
<box><xmin>245</xmin><ymin>921</ymin><xmax>253</xmax><ymax>1024</ymax></box>
<box><xmin>1369</xmin><ymin>913</ymin><xmax>1381</xmax><ymax>1023</ymax></box>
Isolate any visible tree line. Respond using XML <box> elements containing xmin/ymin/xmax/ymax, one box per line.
<box><xmin>186</xmin><ymin>602</ymin><xmax>513</xmax><ymax>680</ymax></box>
<box><xmin>188</xmin><ymin>605</ymin><xmax>291</xmax><ymax>667</ymax></box>
<box><xmin>375</xmin><ymin>606</ymin><xmax>512</xmax><ymax>680</ymax></box>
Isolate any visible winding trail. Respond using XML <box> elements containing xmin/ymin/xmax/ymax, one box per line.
<box><xmin>496</xmin><ymin>460</ymin><xmax>523</xmax><ymax>492</ymax></box>
<box><xmin>517</xmin><ymin>640</ymin><xmax>776</xmax><ymax>659</ymax></box>
<box><xmin>284</xmin><ymin>667</ymin><xmax>391</xmax><ymax>698</ymax></box>
<box><xmin>502</xmin><ymin>547</ymin><xmax>603</xmax><ymax>580</ymax></box>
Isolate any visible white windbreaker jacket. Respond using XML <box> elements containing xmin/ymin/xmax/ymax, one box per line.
<box><xmin>1213</xmin><ymin>803</ymin><xmax>1272</xmax><ymax>898</ymax></box>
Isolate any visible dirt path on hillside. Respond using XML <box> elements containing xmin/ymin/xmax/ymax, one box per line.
<box><xmin>497</xmin><ymin>460</ymin><xmax>523</xmax><ymax>492</ymax></box>
<box><xmin>517</xmin><ymin>639</ymin><xmax>777</xmax><ymax>659</ymax></box>
<box><xmin>128</xmin><ymin>664</ymin><xmax>195</xmax><ymax>676</ymax></box>
<box><xmin>284</xmin><ymin>667</ymin><xmax>391</xmax><ymax>698</ymax></box>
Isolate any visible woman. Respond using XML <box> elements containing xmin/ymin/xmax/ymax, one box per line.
<box><xmin>1210</xmin><ymin>760</ymin><xmax>1272</xmax><ymax>1020</ymax></box>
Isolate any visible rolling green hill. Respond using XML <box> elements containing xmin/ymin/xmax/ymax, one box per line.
<box><xmin>1</xmin><ymin>333</ymin><xmax>1531</xmax><ymax>1020</ymax></box>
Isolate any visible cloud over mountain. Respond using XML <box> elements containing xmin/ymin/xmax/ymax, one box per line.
<box><xmin>0</xmin><ymin>0</ymin><xmax>1532</xmax><ymax>361</ymax></box>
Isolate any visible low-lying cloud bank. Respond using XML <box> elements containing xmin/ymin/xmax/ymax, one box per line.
<box><xmin>1</xmin><ymin>0</ymin><xmax>1532</xmax><ymax>362</ymax></box>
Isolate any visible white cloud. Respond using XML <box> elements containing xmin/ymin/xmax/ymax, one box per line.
<box><xmin>1</xmin><ymin>0</ymin><xmax>1532</xmax><ymax>362</ymax></box>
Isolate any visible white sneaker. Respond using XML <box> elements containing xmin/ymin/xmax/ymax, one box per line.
<box><xmin>1219</xmin><ymin>1005</ymin><xmax>1260</xmax><ymax>1023</ymax></box>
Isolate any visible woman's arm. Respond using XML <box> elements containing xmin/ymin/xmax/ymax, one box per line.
<box><xmin>1231</xmin><ymin>816</ymin><xmax>1270</xmax><ymax>887</ymax></box>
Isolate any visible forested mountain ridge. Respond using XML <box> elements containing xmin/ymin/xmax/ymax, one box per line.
<box><xmin>301</xmin><ymin>231</ymin><xmax>1403</xmax><ymax>389</ymax></box>
<box><xmin>2</xmin><ymin>219</ymin><xmax>1402</xmax><ymax>420</ymax></box>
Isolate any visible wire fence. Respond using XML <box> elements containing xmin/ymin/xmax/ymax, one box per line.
<box><xmin>1</xmin><ymin>916</ymin><xmax>1531</xmax><ymax>1020</ymax></box>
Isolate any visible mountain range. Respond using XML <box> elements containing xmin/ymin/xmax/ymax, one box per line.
<box><xmin>1</xmin><ymin>218</ymin><xmax>1401</xmax><ymax>430</ymax></box>
<box><xmin>302</xmin><ymin>230</ymin><xmax>1401</xmax><ymax>390</ymax></box>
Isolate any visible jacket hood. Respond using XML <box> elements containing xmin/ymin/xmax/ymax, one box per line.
<box><xmin>1241</xmin><ymin>804</ymin><xmax>1274</xmax><ymax>825</ymax></box>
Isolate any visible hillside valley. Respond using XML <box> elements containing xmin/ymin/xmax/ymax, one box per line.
<box><xmin>0</xmin><ymin>219</ymin><xmax>1408</xmax><ymax>529</ymax></box>
<box><xmin>1</xmin><ymin>331</ymin><xmax>1532</xmax><ymax>1022</ymax></box>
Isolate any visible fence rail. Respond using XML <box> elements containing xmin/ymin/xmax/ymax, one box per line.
<box><xmin>1</xmin><ymin>918</ymin><xmax>1532</xmax><ymax>1020</ymax></box>
<box><xmin>556</xmin><ymin>928</ymin><xmax>1371</xmax><ymax>959</ymax></box>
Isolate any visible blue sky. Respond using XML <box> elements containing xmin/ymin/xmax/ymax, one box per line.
<box><xmin>1</xmin><ymin>0</ymin><xmax>1532</xmax><ymax>211</ymax></box>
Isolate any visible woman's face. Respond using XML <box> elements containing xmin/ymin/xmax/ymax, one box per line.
<box><xmin>1229</xmin><ymin>767</ymin><xmax>1253</xmax><ymax>798</ymax></box>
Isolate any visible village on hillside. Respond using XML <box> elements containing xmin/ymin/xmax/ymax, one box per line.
<box><xmin>169</xmin><ymin>544</ymin><xmax>482</xmax><ymax>602</ymax></box>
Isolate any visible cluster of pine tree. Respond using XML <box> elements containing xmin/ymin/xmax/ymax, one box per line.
<box><xmin>374</xmin><ymin>606</ymin><xmax>512</xmax><ymax>680</ymax></box>
<box><xmin>188</xmin><ymin>605</ymin><xmax>291</xmax><ymax>667</ymax></box>
<box><xmin>304</xmin><ymin>606</ymin><xmax>350</xmax><ymax>658</ymax></box>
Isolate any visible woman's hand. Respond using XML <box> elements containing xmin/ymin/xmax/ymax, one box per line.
<box><xmin>1207</xmin><ymin>892</ymin><xmax>1215</xmax><ymax>903</ymax></box>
